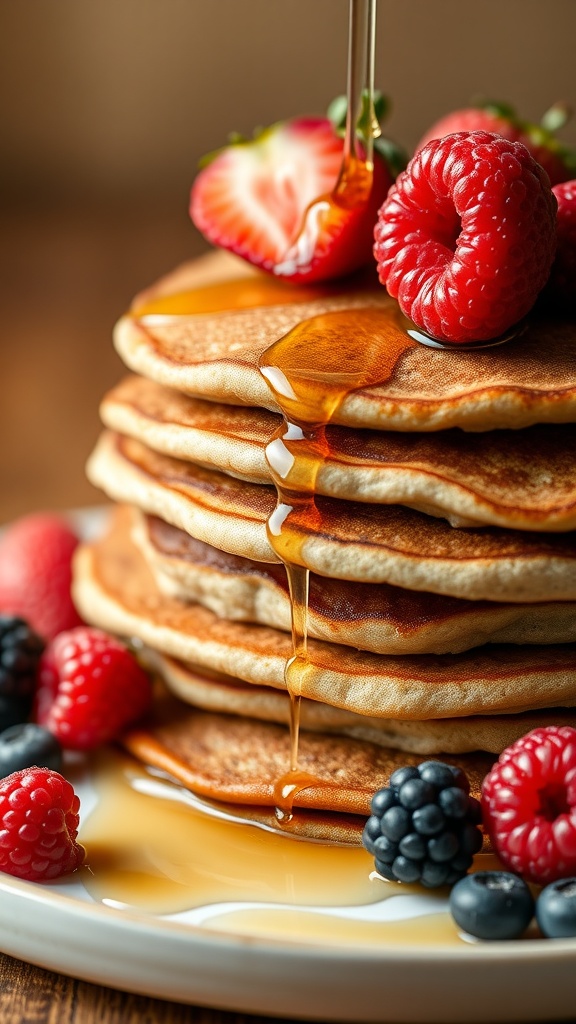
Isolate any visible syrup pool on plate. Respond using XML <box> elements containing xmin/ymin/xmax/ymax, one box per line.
<box><xmin>78</xmin><ymin>748</ymin><xmax>480</xmax><ymax>948</ymax></box>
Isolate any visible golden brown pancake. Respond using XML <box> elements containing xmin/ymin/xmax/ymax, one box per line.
<box><xmin>72</xmin><ymin>508</ymin><xmax>576</xmax><ymax>722</ymax></box>
<box><xmin>134</xmin><ymin>512</ymin><xmax>576</xmax><ymax>655</ymax></box>
<box><xmin>87</xmin><ymin>433</ymin><xmax>576</xmax><ymax>601</ymax></box>
<box><xmin>102</xmin><ymin>375</ymin><xmax>576</xmax><ymax>531</ymax></box>
<box><xmin>114</xmin><ymin>252</ymin><xmax>576</xmax><ymax>432</ymax></box>
<box><xmin>122</xmin><ymin>678</ymin><xmax>494</xmax><ymax>818</ymax></box>
<box><xmin>155</xmin><ymin>654</ymin><xmax>576</xmax><ymax>756</ymax></box>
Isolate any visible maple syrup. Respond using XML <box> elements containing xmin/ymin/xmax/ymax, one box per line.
<box><xmin>132</xmin><ymin>276</ymin><xmax>336</xmax><ymax>320</ymax></box>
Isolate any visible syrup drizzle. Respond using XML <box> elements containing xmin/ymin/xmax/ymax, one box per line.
<box><xmin>274</xmin><ymin>0</ymin><xmax>378</xmax><ymax>278</ymax></box>
<box><xmin>260</xmin><ymin>309</ymin><xmax>417</xmax><ymax>822</ymax></box>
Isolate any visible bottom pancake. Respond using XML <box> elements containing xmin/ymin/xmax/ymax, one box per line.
<box><xmin>155</xmin><ymin>653</ymin><xmax>576</xmax><ymax>756</ymax></box>
<box><xmin>122</xmin><ymin>678</ymin><xmax>494</xmax><ymax>831</ymax></box>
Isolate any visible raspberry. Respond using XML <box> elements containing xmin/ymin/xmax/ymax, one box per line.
<box><xmin>0</xmin><ymin>515</ymin><xmax>83</xmax><ymax>641</ymax></box>
<box><xmin>36</xmin><ymin>627</ymin><xmax>152</xmax><ymax>751</ymax></box>
<box><xmin>374</xmin><ymin>131</ymin><xmax>557</xmax><ymax>344</ymax></box>
<box><xmin>363</xmin><ymin>760</ymin><xmax>483</xmax><ymax>888</ymax></box>
<box><xmin>0</xmin><ymin>767</ymin><xmax>84</xmax><ymax>881</ymax></box>
<box><xmin>482</xmin><ymin>726</ymin><xmax>576</xmax><ymax>886</ymax></box>
<box><xmin>547</xmin><ymin>180</ymin><xmax>576</xmax><ymax>307</ymax></box>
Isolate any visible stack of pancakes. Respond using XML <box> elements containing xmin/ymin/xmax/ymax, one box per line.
<box><xmin>73</xmin><ymin>249</ymin><xmax>576</xmax><ymax>823</ymax></box>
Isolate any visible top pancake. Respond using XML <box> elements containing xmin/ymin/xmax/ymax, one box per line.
<box><xmin>114</xmin><ymin>251</ymin><xmax>576</xmax><ymax>432</ymax></box>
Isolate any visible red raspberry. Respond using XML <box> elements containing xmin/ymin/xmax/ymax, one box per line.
<box><xmin>482</xmin><ymin>726</ymin><xmax>576</xmax><ymax>886</ymax></box>
<box><xmin>36</xmin><ymin>627</ymin><xmax>152</xmax><ymax>751</ymax></box>
<box><xmin>374</xmin><ymin>131</ymin><xmax>557</xmax><ymax>344</ymax></box>
<box><xmin>547</xmin><ymin>180</ymin><xmax>576</xmax><ymax>307</ymax></box>
<box><xmin>0</xmin><ymin>514</ymin><xmax>83</xmax><ymax>641</ymax></box>
<box><xmin>0</xmin><ymin>767</ymin><xmax>84</xmax><ymax>881</ymax></box>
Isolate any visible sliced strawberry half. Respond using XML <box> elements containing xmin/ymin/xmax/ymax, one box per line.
<box><xmin>190</xmin><ymin>114</ymin><xmax>394</xmax><ymax>284</ymax></box>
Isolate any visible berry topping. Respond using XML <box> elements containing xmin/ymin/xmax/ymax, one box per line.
<box><xmin>0</xmin><ymin>724</ymin><xmax>62</xmax><ymax>778</ymax></box>
<box><xmin>547</xmin><ymin>180</ymin><xmax>576</xmax><ymax>307</ymax></box>
<box><xmin>449</xmin><ymin>871</ymin><xmax>534</xmax><ymax>941</ymax></box>
<box><xmin>536</xmin><ymin>878</ymin><xmax>576</xmax><ymax>938</ymax></box>
<box><xmin>0</xmin><ymin>515</ymin><xmax>82</xmax><ymax>641</ymax></box>
<box><xmin>0</xmin><ymin>767</ymin><xmax>84</xmax><ymax>881</ymax></box>
<box><xmin>362</xmin><ymin>760</ymin><xmax>483</xmax><ymax>888</ymax></box>
<box><xmin>36</xmin><ymin>627</ymin><xmax>152</xmax><ymax>751</ymax></box>
<box><xmin>374</xmin><ymin>131</ymin><xmax>557</xmax><ymax>344</ymax></box>
<box><xmin>482</xmin><ymin>726</ymin><xmax>576</xmax><ymax>886</ymax></box>
<box><xmin>416</xmin><ymin>100</ymin><xmax>576</xmax><ymax>187</ymax></box>
<box><xmin>0</xmin><ymin>615</ymin><xmax>44</xmax><ymax>708</ymax></box>
<box><xmin>190</xmin><ymin>102</ymin><xmax>394</xmax><ymax>284</ymax></box>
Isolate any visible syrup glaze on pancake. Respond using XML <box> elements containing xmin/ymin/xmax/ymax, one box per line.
<box><xmin>103</xmin><ymin>375</ymin><xmax>576</xmax><ymax>531</ymax></box>
<box><xmin>114</xmin><ymin>252</ymin><xmax>576</xmax><ymax>432</ymax></box>
<box><xmin>122</xmin><ymin>678</ymin><xmax>495</xmax><ymax>816</ymax></box>
<box><xmin>133</xmin><ymin>512</ymin><xmax>576</xmax><ymax>655</ymax></box>
<box><xmin>87</xmin><ymin>433</ymin><xmax>576</xmax><ymax>601</ymax></box>
<box><xmin>72</xmin><ymin>508</ymin><xmax>576</xmax><ymax>721</ymax></box>
<box><xmin>155</xmin><ymin>654</ymin><xmax>576</xmax><ymax>757</ymax></box>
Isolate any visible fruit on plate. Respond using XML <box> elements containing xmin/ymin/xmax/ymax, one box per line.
<box><xmin>0</xmin><ymin>767</ymin><xmax>84</xmax><ymax>881</ymax></box>
<box><xmin>362</xmin><ymin>760</ymin><xmax>483</xmax><ymax>888</ymax></box>
<box><xmin>0</xmin><ymin>514</ymin><xmax>83</xmax><ymax>641</ymax></box>
<box><xmin>482</xmin><ymin>726</ymin><xmax>576</xmax><ymax>886</ymax></box>
<box><xmin>0</xmin><ymin>615</ymin><xmax>45</xmax><ymax>725</ymax></box>
<box><xmin>416</xmin><ymin>101</ymin><xmax>576</xmax><ymax>186</ymax></box>
<box><xmin>449</xmin><ymin>870</ymin><xmax>535</xmax><ymax>940</ymax></box>
<box><xmin>0</xmin><ymin>723</ymin><xmax>63</xmax><ymax>779</ymax></box>
<box><xmin>36</xmin><ymin>627</ymin><xmax>152</xmax><ymax>751</ymax></box>
<box><xmin>190</xmin><ymin>98</ymin><xmax>399</xmax><ymax>284</ymax></box>
<box><xmin>374</xmin><ymin>131</ymin><xmax>557</xmax><ymax>344</ymax></box>
<box><xmin>546</xmin><ymin>180</ymin><xmax>576</xmax><ymax>307</ymax></box>
<box><xmin>536</xmin><ymin>878</ymin><xmax>576</xmax><ymax>938</ymax></box>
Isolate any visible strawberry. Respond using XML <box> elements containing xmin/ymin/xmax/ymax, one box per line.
<box><xmin>416</xmin><ymin>101</ymin><xmax>576</xmax><ymax>187</ymax></box>
<box><xmin>190</xmin><ymin>96</ymin><xmax>402</xmax><ymax>284</ymax></box>
<box><xmin>0</xmin><ymin>514</ymin><xmax>83</xmax><ymax>641</ymax></box>
<box><xmin>547</xmin><ymin>180</ymin><xmax>576</xmax><ymax>307</ymax></box>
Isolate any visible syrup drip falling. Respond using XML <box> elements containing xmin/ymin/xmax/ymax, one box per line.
<box><xmin>274</xmin><ymin>0</ymin><xmax>379</xmax><ymax>279</ymax></box>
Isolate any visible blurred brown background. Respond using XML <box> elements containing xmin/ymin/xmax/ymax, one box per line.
<box><xmin>1</xmin><ymin>0</ymin><xmax>576</xmax><ymax>522</ymax></box>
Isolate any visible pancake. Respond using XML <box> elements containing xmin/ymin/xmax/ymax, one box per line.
<box><xmin>72</xmin><ymin>508</ymin><xmax>576</xmax><ymax>722</ymax></box>
<box><xmin>122</xmin><ymin>680</ymin><xmax>494</xmax><ymax>820</ymax></box>
<box><xmin>134</xmin><ymin>512</ymin><xmax>576</xmax><ymax>655</ymax></box>
<box><xmin>102</xmin><ymin>375</ymin><xmax>576</xmax><ymax>532</ymax></box>
<box><xmin>87</xmin><ymin>433</ymin><xmax>576</xmax><ymax>601</ymax></box>
<box><xmin>114</xmin><ymin>252</ymin><xmax>576</xmax><ymax>432</ymax></box>
<box><xmin>155</xmin><ymin>654</ymin><xmax>576</xmax><ymax>756</ymax></box>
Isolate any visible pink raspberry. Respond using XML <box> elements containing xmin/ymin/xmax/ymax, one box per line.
<box><xmin>374</xmin><ymin>131</ymin><xmax>557</xmax><ymax>344</ymax></box>
<box><xmin>36</xmin><ymin>627</ymin><xmax>152</xmax><ymax>751</ymax></box>
<box><xmin>0</xmin><ymin>514</ymin><xmax>83</xmax><ymax>640</ymax></box>
<box><xmin>482</xmin><ymin>726</ymin><xmax>576</xmax><ymax>885</ymax></box>
<box><xmin>0</xmin><ymin>768</ymin><xmax>84</xmax><ymax>881</ymax></box>
<box><xmin>547</xmin><ymin>179</ymin><xmax>576</xmax><ymax>307</ymax></box>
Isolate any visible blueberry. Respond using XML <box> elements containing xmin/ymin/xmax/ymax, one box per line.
<box><xmin>449</xmin><ymin>871</ymin><xmax>534</xmax><ymax>940</ymax></box>
<box><xmin>0</xmin><ymin>723</ymin><xmax>62</xmax><ymax>777</ymax></box>
<box><xmin>536</xmin><ymin>878</ymin><xmax>576</xmax><ymax>938</ymax></box>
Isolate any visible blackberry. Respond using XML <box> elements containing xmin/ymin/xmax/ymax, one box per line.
<box><xmin>362</xmin><ymin>759</ymin><xmax>483</xmax><ymax>888</ymax></box>
<box><xmin>0</xmin><ymin>615</ymin><xmax>44</xmax><ymax>706</ymax></box>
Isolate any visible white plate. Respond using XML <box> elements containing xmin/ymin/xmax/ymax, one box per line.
<box><xmin>0</xmin><ymin>507</ymin><xmax>574</xmax><ymax>1022</ymax></box>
